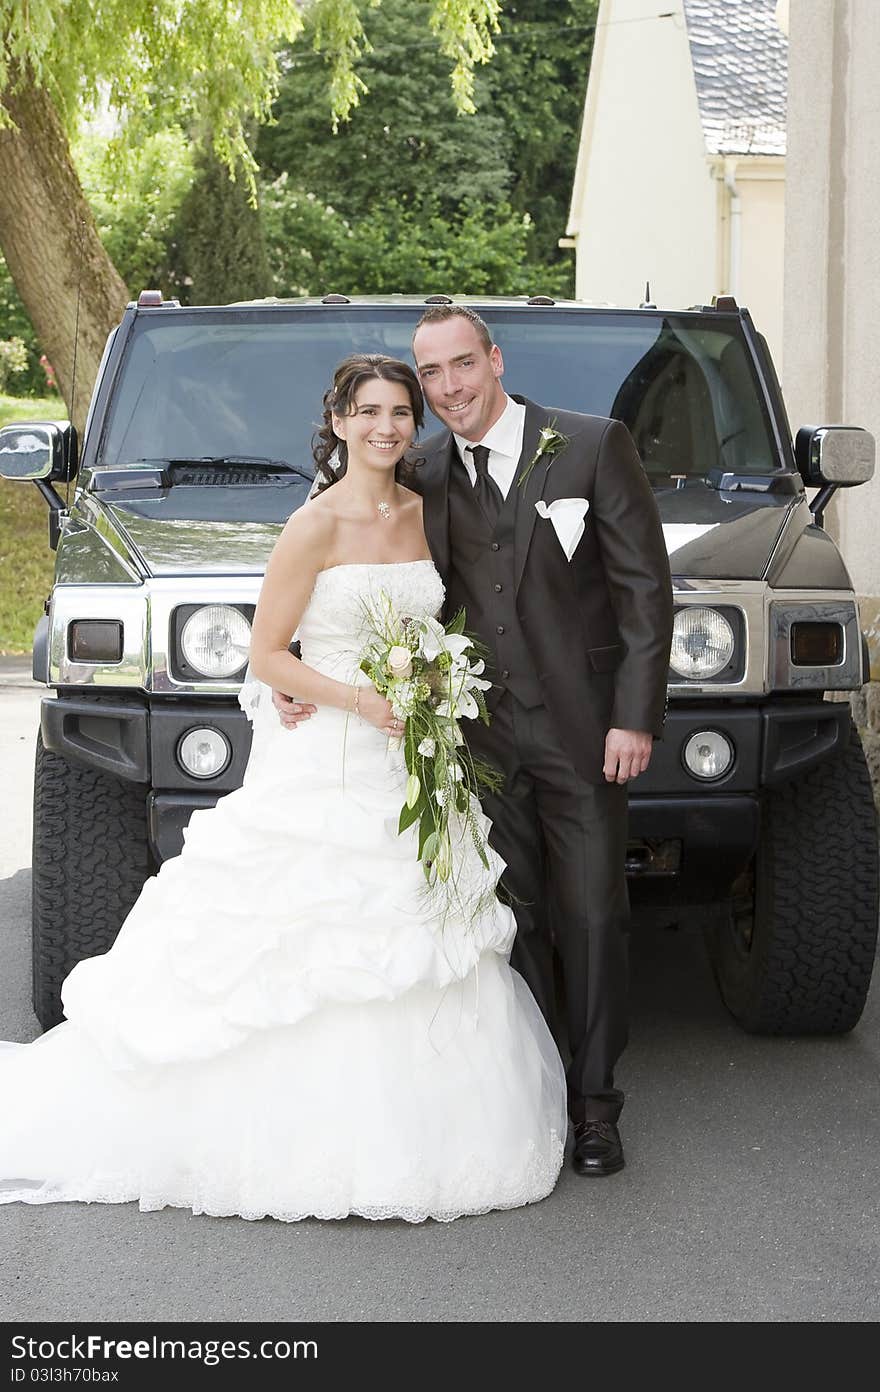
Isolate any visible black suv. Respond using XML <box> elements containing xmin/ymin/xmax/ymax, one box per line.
<box><xmin>2</xmin><ymin>292</ymin><xmax>877</xmax><ymax>1034</ymax></box>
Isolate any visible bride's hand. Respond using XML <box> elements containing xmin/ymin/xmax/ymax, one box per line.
<box><xmin>271</xmin><ymin>689</ymin><xmax>316</xmax><ymax>729</ymax></box>
<box><xmin>357</xmin><ymin>687</ymin><xmax>404</xmax><ymax>737</ymax></box>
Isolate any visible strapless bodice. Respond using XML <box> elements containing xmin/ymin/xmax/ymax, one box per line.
<box><xmin>297</xmin><ymin>559</ymin><xmax>445</xmax><ymax>684</ymax></box>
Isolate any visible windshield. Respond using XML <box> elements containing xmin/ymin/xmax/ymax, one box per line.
<box><xmin>99</xmin><ymin>307</ymin><xmax>780</xmax><ymax>485</ymax></box>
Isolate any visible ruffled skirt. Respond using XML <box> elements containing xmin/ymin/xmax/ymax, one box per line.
<box><xmin>0</xmin><ymin>702</ymin><xmax>566</xmax><ymax>1222</ymax></box>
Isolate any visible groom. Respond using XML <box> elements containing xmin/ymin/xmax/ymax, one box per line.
<box><xmin>408</xmin><ymin>306</ymin><xmax>673</xmax><ymax>1176</ymax></box>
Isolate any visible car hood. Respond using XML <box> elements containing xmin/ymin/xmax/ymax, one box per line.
<box><xmin>95</xmin><ymin>480</ymin><xmax>800</xmax><ymax>581</ymax></box>
<box><xmin>96</xmin><ymin>485</ymin><xmax>306</xmax><ymax>576</ymax></box>
<box><xmin>656</xmin><ymin>484</ymin><xmax>801</xmax><ymax>580</ymax></box>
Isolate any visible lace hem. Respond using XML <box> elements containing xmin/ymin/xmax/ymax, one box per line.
<box><xmin>0</xmin><ymin>1134</ymin><xmax>565</xmax><ymax>1225</ymax></box>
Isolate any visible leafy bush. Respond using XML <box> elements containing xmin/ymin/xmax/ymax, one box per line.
<box><xmin>0</xmin><ymin>260</ymin><xmax>53</xmax><ymax>397</ymax></box>
<box><xmin>0</xmin><ymin>337</ymin><xmax>28</xmax><ymax>392</ymax></box>
<box><xmin>262</xmin><ymin>178</ymin><xmax>567</xmax><ymax>298</ymax></box>
<box><xmin>74</xmin><ymin>128</ymin><xmax>196</xmax><ymax>298</ymax></box>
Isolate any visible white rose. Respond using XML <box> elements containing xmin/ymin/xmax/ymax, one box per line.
<box><xmin>387</xmin><ymin>645</ymin><xmax>413</xmax><ymax>679</ymax></box>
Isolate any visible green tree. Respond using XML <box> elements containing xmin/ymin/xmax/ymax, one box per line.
<box><xmin>0</xmin><ymin>0</ymin><xmax>502</xmax><ymax>428</ymax></box>
<box><xmin>176</xmin><ymin>143</ymin><xmax>271</xmax><ymax>305</ymax></box>
<box><xmin>481</xmin><ymin>0</ymin><xmax>598</xmax><ymax>266</ymax></box>
<box><xmin>258</xmin><ymin>0</ymin><xmax>596</xmax><ymax>292</ymax></box>
<box><xmin>74</xmin><ymin>127</ymin><xmax>195</xmax><ymax>300</ymax></box>
<box><xmin>262</xmin><ymin>180</ymin><xmax>567</xmax><ymax>297</ymax></box>
<box><xmin>258</xmin><ymin>1</ymin><xmax>512</xmax><ymax>221</ymax></box>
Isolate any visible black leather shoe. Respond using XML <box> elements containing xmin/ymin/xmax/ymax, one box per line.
<box><xmin>572</xmin><ymin>1119</ymin><xmax>625</xmax><ymax>1176</ymax></box>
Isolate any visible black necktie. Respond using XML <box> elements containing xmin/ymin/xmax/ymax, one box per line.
<box><xmin>467</xmin><ymin>444</ymin><xmax>504</xmax><ymax>525</ymax></box>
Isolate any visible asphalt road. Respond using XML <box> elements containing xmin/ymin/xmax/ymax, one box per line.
<box><xmin>0</xmin><ymin>658</ymin><xmax>878</xmax><ymax>1324</ymax></box>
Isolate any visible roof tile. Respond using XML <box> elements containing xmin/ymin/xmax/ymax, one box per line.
<box><xmin>683</xmin><ymin>0</ymin><xmax>787</xmax><ymax>156</ymax></box>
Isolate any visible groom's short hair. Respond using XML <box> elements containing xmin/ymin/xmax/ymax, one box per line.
<box><xmin>413</xmin><ymin>305</ymin><xmax>494</xmax><ymax>354</ymax></box>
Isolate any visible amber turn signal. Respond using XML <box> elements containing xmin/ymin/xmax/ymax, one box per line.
<box><xmin>790</xmin><ymin>621</ymin><xmax>843</xmax><ymax>666</ymax></box>
<box><xmin>68</xmin><ymin>620</ymin><xmax>123</xmax><ymax>663</ymax></box>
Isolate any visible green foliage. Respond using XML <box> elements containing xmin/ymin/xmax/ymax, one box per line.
<box><xmin>0</xmin><ymin>259</ymin><xmax>54</xmax><ymax>396</ymax></box>
<box><xmin>428</xmin><ymin>0</ymin><xmax>502</xmax><ymax>115</ymax></box>
<box><xmin>481</xmin><ymin>0</ymin><xmax>598</xmax><ymax>264</ymax></box>
<box><xmin>74</xmin><ymin>128</ymin><xmax>195</xmax><ymax>297</ymax></box>
<box><xmin>259</xmin><ymin>4</ymin><xmax>512</xmax><ymax>220</ymax></box>
<box><xmin>0</xmin><ymin>334</ymin><xmax>26</xmax><ymax>391</ymax></box>
<box><xmin>75</xmin><ymin>126</ymin><xmax>270</xmax><ymax>306</ymax></box>
<box><xmin>1</xmin><ymin>0</ymin><xmax>503</xmax><ymax>189</ymax></box>
<box><xmin>262</xmin><ymin>179</ymin><xmax>567</xmax><ymax>297</ymax></box>
<box><xmin>176</xmin><ymin>145</ymin><xmax>271</xmax><ymax>306</ymax></box>
<box><xmin>257</xmin><ymin>0</ymin><xmax>595</xmax><ymax>295</ymax></box>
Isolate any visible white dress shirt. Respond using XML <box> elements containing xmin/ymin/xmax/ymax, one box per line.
<box><xmin>453</xmin><ymin>394</ymin><xmax>526</xmax><ymax>500</ymax></box>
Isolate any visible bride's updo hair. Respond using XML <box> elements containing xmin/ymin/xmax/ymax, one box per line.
<box><xmin>312</xmin><ymin>354</ymin><xmax>425</xmax><ymax>493</ymax></box>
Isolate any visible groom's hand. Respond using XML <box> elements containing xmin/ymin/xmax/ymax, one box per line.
<box><xmin>272</xmin><ymin>689</ymin><xmax>316</xmax><ymax>729</ymax></box>
<box><xmin>603</xmin><ymin>728</ymin><xmax>652</xmax><ymax>784</ymax></box>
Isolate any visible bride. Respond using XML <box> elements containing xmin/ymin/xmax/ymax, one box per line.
<box><xmin>0</xmin><ymin>354</ymin><xmax>567</xmax><ymax>1224</ymax></box>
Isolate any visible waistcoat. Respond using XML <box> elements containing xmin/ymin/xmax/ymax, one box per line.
<box><xmin>445</xmin><ymin>460</ymin><xmax>543</xmax><ymax>708</ymax></box>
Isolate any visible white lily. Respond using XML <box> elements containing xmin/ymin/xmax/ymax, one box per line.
<box><xmin>416</xmin><ymin>616</ymin><xmax>447</xmax><ymax>661</ymax></box>
<box><xmin>443</xmin><ymin>633</ymin><xmax>473</xmax><ymax>660</ymax></box>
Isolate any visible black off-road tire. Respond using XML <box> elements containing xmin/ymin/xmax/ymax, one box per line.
<box><xmin>709</xmin><ymin>722</ymin><xmax>879</xmax><ymax>1034</ymax></box>
<box><xmin>31</xmin><ymin>732</ymin><xmax>155</xmax><ymax>1031</ymax></box>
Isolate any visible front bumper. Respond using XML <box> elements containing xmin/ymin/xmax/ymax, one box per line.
<box><xmin>624</xmin><ymin>697</ymin><xmax>852</xmax><ymax>899</ymax></box>
<box><xmin>634</xmin><ymin>697</ymin><xmax>851</xmax><ymax>794</ymax></box>
<box><xmin>41</xmin><ymin>694</ymin><xmax>251</xmax><ymax>861</ymax></box>
<box><xmin>40</xmin><ymin>693</ymin><xmax>852</xmax><ymax>876</ymax></box>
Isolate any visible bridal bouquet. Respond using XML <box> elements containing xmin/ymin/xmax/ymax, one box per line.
<box><xmin>359</xmin><ymin>596</ymin><xmax>502</xmax><ymax>886</ymax></box>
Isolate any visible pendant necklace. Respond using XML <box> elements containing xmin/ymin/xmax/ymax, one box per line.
<box><xmin>377</xmin><ymin>501</ymin><xmax>392</xmax><ymax>520</ymax></box>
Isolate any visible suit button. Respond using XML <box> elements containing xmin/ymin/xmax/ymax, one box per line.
<box><xmin>501</xmin><ymin>669</ymin><xmax>510</xmax><ymax>679</ymax></box>
<box><xmin>491</xmin><ymin>542</ymin><xmax>500</xmax><ymax>552</ymax></box>
<box><xmin>496</xmin><ymin>625</ymin><xmax>505</xmax><ymax>635</ymax></box>
<box><xmin>494</xmin><ymin>583</ymin><xmax>503</xmax><ymax>592</ymax></box>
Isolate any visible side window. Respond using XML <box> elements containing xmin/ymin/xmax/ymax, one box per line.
<box><xmin>610</xmin><ymin>339</ymin><xmax>718</xmax><ymax>481</ymax></box>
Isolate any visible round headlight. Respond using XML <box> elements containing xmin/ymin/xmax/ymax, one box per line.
<box><xmin>178</xmin><ymin>727</ymin><xmax>231</xmax><ymax>779</ymax></box>
<box><xmin>670</xmin><ymin>607</ymin><xmax>736</xmax><ymax>679</ymax></box>
<box><xmin>180</xmin><ymin>605</ymin><xmax>251</xmax><ymax>679</ymax></box>
<box><xmin>683</xmin><ymin>730</ymin><xmax>734</xmax><ymax>781</ymax></box>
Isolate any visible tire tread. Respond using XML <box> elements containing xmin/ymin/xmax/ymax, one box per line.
<box><xmin>32</xmin><ymin>733</ymin><xmax>154</xmax><ymax>1030</ymax></box>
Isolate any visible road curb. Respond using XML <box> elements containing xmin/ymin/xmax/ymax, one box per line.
<box><xmin>0</xmin><ymin>653</ymin><xmax>37</xmax><ymax>687</ymax></box>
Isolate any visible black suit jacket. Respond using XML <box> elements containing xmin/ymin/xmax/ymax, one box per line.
<box><xmin>411</xmin><ymin>397</ymin><xmax>674</xmax><ymax>784</ymax></box>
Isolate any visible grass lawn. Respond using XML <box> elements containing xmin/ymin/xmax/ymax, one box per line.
<box><xmin>0</xmin><ymin>393</ymin><xmax>67</xmax><ymax>654</ymax></box>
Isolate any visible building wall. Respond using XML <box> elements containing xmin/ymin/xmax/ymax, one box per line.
<box><xmin>722</xmin><ymin>163</ymin><xmax>786</xmax><ymax>371</ymax></box>
<box><xmin>569</xmin><ymin>0</ymin><xmax>717</xmax><ymax>311</ymax></box>
<box><xmin>783</xmin><ymin>0</ymin><xmax>880</xmax><ymax>791</ymax></box>
<box><xmin>783</xmin><ymin>1</ymin><xmax>880</xmax><ymax>641</ymax></box>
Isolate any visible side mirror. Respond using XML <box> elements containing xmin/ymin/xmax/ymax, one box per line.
<box><xmin>0</xmin><ymin>420</ymin><xmax>78</xmax><ymax>483</ymax></box>
<box><xmin>795</xmin><ymin>425</ymin><xmax>875</xmax><ymax>488</ymax></box>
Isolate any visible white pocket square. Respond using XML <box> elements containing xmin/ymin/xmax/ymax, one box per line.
<box><xmin>535</xmin><ymin>497</ymin><xmax>590</xmax><ymax>561</ymax></box>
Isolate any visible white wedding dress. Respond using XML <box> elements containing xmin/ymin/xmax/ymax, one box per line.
<box><xmin>0</xmin><ymin>560</ymin><xmax>566</xmax><ymax>1223</ymax></box>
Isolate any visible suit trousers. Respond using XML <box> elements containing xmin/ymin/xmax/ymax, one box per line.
<box><xmin>468</xmin><ymin>692</ymin><xmax>630</xmax><ymax>1124</ymax></box>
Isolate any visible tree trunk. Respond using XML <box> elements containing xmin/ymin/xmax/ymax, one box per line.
<box><xmin>0</xmin><ymin>73</ymin><xmax>129</xmax><ymax>436</ymax></box>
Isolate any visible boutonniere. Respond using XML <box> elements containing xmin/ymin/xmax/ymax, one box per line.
<box><xmin>517</xmin><ymin>420</ymin><xmax>570</xmax><ymax>488</ymax></box>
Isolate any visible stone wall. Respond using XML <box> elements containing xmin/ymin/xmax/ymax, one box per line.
<box><xmin>852</xmin><ymin>687</ymin><xmax>880</xmax><ymax>812</ymax></box>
